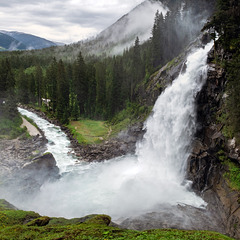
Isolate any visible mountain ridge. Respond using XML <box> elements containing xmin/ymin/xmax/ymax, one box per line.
<box><xmin>0</xmin><ymin>30</ymin><xmax>63</xmax><ymax>51</ymax></box>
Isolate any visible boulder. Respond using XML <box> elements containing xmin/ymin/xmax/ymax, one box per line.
<box><xmin>22</xmin><ymin>152</ymin><xmax>60</xmax><ymax>184</ymax></box>
<box><xmin>26</xmin><ymin>216</ymin><xmax>50</xmax><ymax>227</ymax></box>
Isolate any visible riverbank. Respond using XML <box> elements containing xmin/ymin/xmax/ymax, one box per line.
<box><xmin>18</xmin><ymin>104</ymin><xmax>145</xmax><ymax>162</ymax></box>
<box><xmin>21</xmin><ymin>117</ymin><xmax>41</xmax><ymax>136</ymax></box>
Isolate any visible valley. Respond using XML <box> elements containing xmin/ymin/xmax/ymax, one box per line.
<box><xmin>0</xmin><ymin>0</ymin><xmax>240</xmax><ymax>239</ymax></box>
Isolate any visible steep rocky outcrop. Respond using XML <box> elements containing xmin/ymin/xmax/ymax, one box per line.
<box><xmin>0</xmin><ymin>136</ymin><xmax>59</xmax><ymax>198</ymax></box>
<box><xmin>21</xmin><ymin>153</ymin><xmax>60</xmax><ymax>186</ymax></box>
<box><xmin>135</xmin><ymin>34</ymin><xmax>209</xmax><ymax>106</ymax></box>
<box><xmin>187</xmin><ymin>48</ymin><xmax>240</xmax><ymax>239</ymax></box>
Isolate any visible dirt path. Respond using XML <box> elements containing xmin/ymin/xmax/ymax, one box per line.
<box><xmin>21</xmin><ymin>117</ymin><xmax>41</xmax><ymax>136</ymax></box>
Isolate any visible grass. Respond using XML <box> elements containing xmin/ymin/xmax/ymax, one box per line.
<box><xmin>0</xmin><ymin>115</ymin><xmax>26</xmax><ymax>139</ymax></box>
<box><xmin>110</xmin><ymin>102</ymin><xmax>152</xmax><ymax>137</ymax></box>
<box><xmin>0</xmin><ymin>199</ymin><xmax>234</xmax><ymax>240</ymax></box>
<box><xmin>224</xmin><ymin>160</ymin><xmax>240</xmax><ymax>191</ymax></box>
<box><xmin>21</xmin><ymin>115</ymin><xmax>40</xmax><ymax>132</ymax></box>
<box><xmin>68</xmin><ymin>119</ymin><xmax>109</xmax><ymax>144</ymax></box>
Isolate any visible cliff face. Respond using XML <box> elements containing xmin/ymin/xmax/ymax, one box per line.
<box><xmin>187</xmin><ymin>47</ymin><xmax>240</xmax><ymax>239</ymax></box>
<box><xmin>135</xmin><ymin>38</ymin><xmax>240</xmax><ymax>238</ymax></box>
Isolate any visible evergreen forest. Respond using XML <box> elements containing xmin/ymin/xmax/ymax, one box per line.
<box><xmin>0</xmin><ymin>0</ymin><xmax>214</xmax><ymax>125</ymax></box>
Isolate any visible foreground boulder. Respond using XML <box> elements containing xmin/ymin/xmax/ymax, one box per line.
<box><xmin>20</xmin><ymin>152</ymin><xmax>60</xmax><ymax>191</ymax></box>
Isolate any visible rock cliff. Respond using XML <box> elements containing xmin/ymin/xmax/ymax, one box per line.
<box><xmin>187</xmin><ymin>47</ymin><xmax>240</xmax><ymax>239</ymax></box>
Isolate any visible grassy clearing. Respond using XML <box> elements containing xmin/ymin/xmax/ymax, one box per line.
<box><xmin>0</xmin><ymin>199</ymin><xmax>234</xmax><ymax>240</ymax></box>
<box><xmin>68</xmin><ymin>120</ymin><xmax>109</xmax><ymax>144</ymax></box>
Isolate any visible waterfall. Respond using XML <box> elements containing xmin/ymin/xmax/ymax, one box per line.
<box><xmin>16</xmin><ymin>41</ymin><xmax>213</xmax><ymax>220</ymax></box>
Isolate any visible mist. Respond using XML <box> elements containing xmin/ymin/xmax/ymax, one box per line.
<box><xmin>0</xmin><ymin>42</ymin><xmax>214</xmax><ymax>224</ymax></box>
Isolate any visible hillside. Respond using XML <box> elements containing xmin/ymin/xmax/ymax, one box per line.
<box><xmin>0</xmin><ymin>199</ymin><xmax>233</xmax><ymax>240</ymax></box>
<box><xmin>0</xmin><ymin>30</ymin><xmax>62</xmax><ymax>50</ymax></box>
<box><xmin>79</xmin><ymin>0</ymin><xmax>168</xmax><ymax>56</ymax></box>
<box><xmin>1</xmin><ymin>0</ymin><xmax>240</xmax><ymax>239</ymax></box>
<box><xmin>0</xmin><ymin>32</ymin><xmax>26</xmax><ymax>51</ymax></box>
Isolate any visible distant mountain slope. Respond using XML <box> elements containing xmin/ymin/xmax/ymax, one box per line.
<box><xmin>79</xmin><ymin>0</ymin><xmax>168</xmax><ymax>55</ymax></box>
<box><xmin>0</xmin><ymin>32</ymin><xmax>26</xmax><ymax>51</ymax></box>
<box><xmin>0</xmin><ymin>31</ymin><xmax>62</xmax><ymax>51</ymax></box>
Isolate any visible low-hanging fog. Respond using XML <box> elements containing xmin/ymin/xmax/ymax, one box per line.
<box><xmin>1</xmin><ymin>41</ymin><xmax>214</xmax><ymax>222</ymax></box>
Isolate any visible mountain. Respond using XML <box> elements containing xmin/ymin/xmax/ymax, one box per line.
<box><xmin>49</xmin><ymin>0</ymin><xmax>213</xmax><ymax>59</ymax></box>
<box><xmin>83</xmin><ymin>0</ymin><xmax>168</xmax><ymax>55</ymax></box>
<box><xmin>0</xmin><ymin>31</ymin><xmax>63</xmax><ymax>51</ymax></box>
<box><xmin>0</xmin><ymin>32</ymin><xmax>26</xmax><ymax>51</ymax></box>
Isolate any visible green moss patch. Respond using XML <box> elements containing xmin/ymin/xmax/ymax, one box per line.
<box><xmin>0</xmin><ymin>116</ymin><xmax>26</xmax><ymax>139</ymax></box>
<box><xmin>0</xmin><ymin>199</ymin><xmax>18</xmax><ymax>211</ymax></box>
<box><xmin>0</xmin><ymin>200</ymin><xmax>234</xmax><ymax>240</ymax></box>
<box><xmin>224</xmin><ymin>160</ymin><xmax>240</xmax><ymax>191</ymax></box>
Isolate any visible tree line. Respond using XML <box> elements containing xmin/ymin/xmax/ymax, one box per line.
<box><xmin>203</xmin><ymin>0</ymin><xmax>240</xmax><ymax>141</ymax></box>
<box><xmin>0</xmin><ymin>0</ymin><xmax>214</xmax><ymax>124</ymax></box>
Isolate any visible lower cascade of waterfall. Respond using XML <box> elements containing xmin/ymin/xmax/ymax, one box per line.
<box><xmin>16</xmin><ymin>42</ymin><xmax>213</xmax><ymax>220</ymax></box>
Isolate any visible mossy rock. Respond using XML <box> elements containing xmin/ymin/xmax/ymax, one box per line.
<box><xmin>84</xmin><ymin>214</ymin><xmax>111</xmax><ymax>226</ymax></box>
<box><xmin>0</xmin><ymin>210</ymin><xmax>40</xmax><ymax>226</ymax></box>
<box><xmin>49</xmin><ymin>214</ymin><xmax>97</xmax><ymax>226</ymax></box>
<box><xmin>0</xmin><ymin>199</ymin><xmax>18</xmax><ymax>211</ymax></box>
<box><xmin>26</xmin><ymin>216</ymin><xmax>50</xmax><ymax>226</ymax></box>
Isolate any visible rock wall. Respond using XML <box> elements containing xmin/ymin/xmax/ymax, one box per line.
<box><xmin>187</xmin><ymin>47</ymin><xmax>240</xmax><ymax>239</ymax></box>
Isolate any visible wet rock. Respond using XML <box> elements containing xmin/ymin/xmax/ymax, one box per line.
<box><xmin>22</xmin><ymin>152</ymin><xmax>60</xmax><ymax>182</ymax></box>
<box><xmin>187</xmin><ymin>46</ymin><xmax>240</xmax><ymax>239</ymax></box>
<box><xmin>119</xmin><ymin>204</ymin><xmax>225</xmax><ymax>234</ymax></box>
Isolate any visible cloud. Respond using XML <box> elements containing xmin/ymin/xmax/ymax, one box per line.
<box><xmin>0</xmin><ymin>0</ymin><xmax>144</xmax><ymax>44</ymax></box>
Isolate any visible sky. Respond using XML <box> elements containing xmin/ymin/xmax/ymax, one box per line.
<box><xmin>0</xmin><ymin>0</ymin><xmax>145</xmax><ymax>44</ymax></box>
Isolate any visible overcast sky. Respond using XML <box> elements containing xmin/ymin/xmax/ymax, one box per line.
<box><xmin>0</xmin><ymin>0</ymin><xmax>145</xmax><ymax>44</ymax></box>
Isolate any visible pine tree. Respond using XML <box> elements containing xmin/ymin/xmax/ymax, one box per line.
<box><xmin>73</xmin><ymin>52</ymin><xmax>88</xmax><ymax>116</ymax></box>
<box><xmin>108</xmin><ymin>57</ymin><xmax>123</xmax><ymax>117</ymax></box>
<box><xmin>131</xmin><ymin>36</ymin><xmax>142</xmax><ymax>101</ymax></box>
<box><xmin>46</xmin><ymin>58</ymin><xmax>58</xmax><ymax>112</ymax></box>
<box><xmin>95</xmin><ymin>62</ymin><xmax>106</xmax><ymax>117</ymax></box>
<box><xmin>16</xmin><ymin>69</ymin><xmax>29</xmax><ymax>104</ymax></box>
<box><xmin>151</xmin><ymin>11</ymin><xmax>164</xmax><ymax>68</ymax></box>
<box><xmin>35</xmin><ymin>65</ymin><xmax>43</xmax><ymax>107</ymax></box>
<box><xmin>56</xmin><ymin>60</ymin><xmax>69</xmax><ymax>124</ymax></box>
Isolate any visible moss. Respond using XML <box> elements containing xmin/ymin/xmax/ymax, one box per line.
<box><xmin>0</xmin><ymin>199</ymin><xmax>17</xmax><ymax>211</ymax></box>
<box><xmin>49</xmin><ymin>215</ymin><xmax>98</xmax><ymax>226</ymax></box>
<box><xmin>26</xmin><ymin>216</ymin><xmax>50</xmax><ymax>226</ymax></box>
<box><xmin>0</xmin><ymin>200</ymin><xmax>234</xmax><ymax>240</ymax></box>
<box><xmin>224</xmin><ymin>160</ymin><xmax>240</xmax><ymax>191</ymax></box>
<box><xmin>0</xmin><ymin>224</ymin><xmax>234</xmax><ymax>240</ymax></box>
<box><xmin>84</xmin><ymin>215</ymin><xmax>111</xmax><ymax>226</ymax></box>
<box><xmin>0</xmin><ymin>115</ymin><xmax>26</xmax><ymax>139</ymax></box>
<box><xmin>217</xmin><ymin>149</ymin><xmax>228</xmax><ymax>162</ymax></box>
<box><xmin>0</xmin><ymin>210</ymin><xmax>40</xmax><ymax>226</ymax></box>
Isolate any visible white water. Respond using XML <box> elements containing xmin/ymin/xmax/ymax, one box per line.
<box><xmin>18</xmin><ymin>108</ymin><xmax>77</xmax><ymax>174</ymax></box>
<box><xmin>17</xmin><ymin>42</ymin><xmax>213</xmax><ymax>219</ymax></box>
